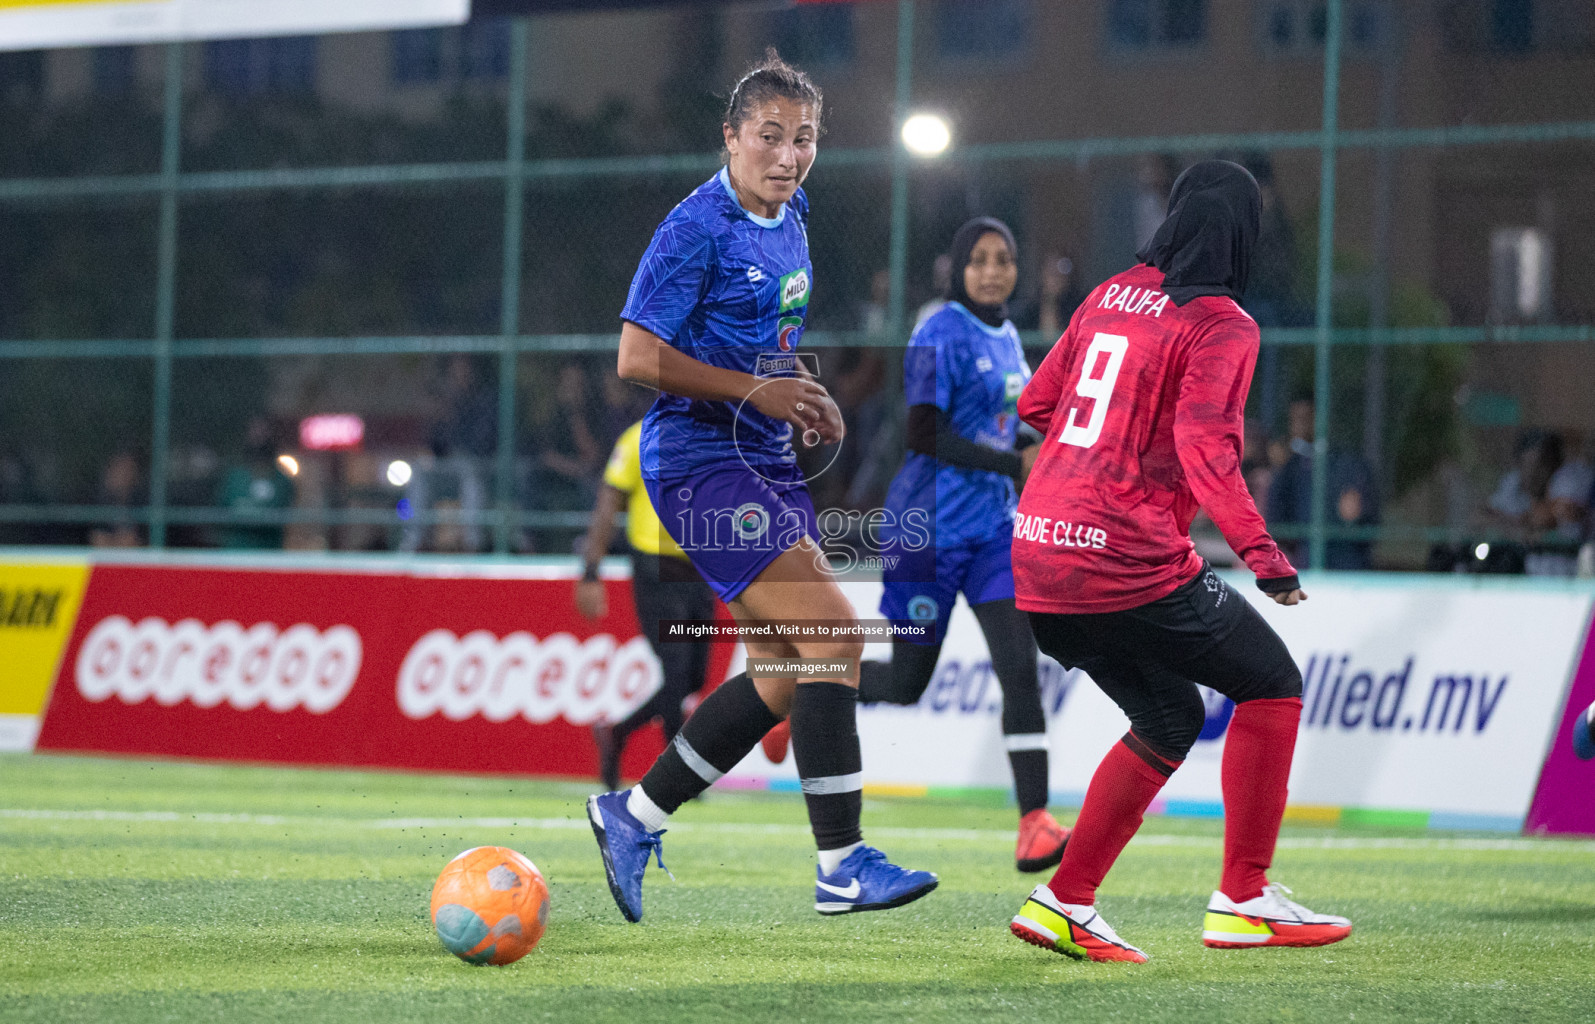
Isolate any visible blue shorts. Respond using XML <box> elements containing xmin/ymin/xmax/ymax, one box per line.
<box><xmin>879</xmin><ymin>532</ymin><xmax>1015</xmax><ymax>645</ymax></box>
<box><xmin>645</xmin><ymin>461</ymin><xmax>818</xmax><ymax>603</ymax></box>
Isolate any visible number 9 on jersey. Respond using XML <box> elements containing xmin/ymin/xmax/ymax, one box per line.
<box><xmin>1059</xmin><ymin>332</ymin><xmax>1128</xmax><ymax>449</ymax></box>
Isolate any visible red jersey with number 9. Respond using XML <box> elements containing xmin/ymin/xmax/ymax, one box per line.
<box><xmin>1013</xmin><ymin>263</ymin><xmax>1295</xmax><ymax>614</ymax></box>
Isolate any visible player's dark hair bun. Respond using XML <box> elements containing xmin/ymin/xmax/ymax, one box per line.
<box><xmin>725</xmin><ymin>47</ymin><xmax>823</xmax><ymax>136</ymax></box>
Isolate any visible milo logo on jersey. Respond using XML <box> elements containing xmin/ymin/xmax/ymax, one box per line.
<box><xmin>778</xmin><ymin>267</ymin><xmax>811</xmax><ymax>312</ymax></box>
<box><xmin>997</xmin><ymin>371</ymin><xmax>1025</xmax><ymax>431</ymax></box>
<box><xmin>1004</xmin><ymin>372</ymin><xmax>1024</xmax><ymax>411</ymax></box>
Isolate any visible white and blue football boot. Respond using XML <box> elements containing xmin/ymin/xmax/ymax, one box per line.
<box><xmin>1574</xmin><ymin>701</ymin><xmax>1595</xmax><ymax>761</ymax></box>
<box><xmin>814</xmin><ymin>845</ymin><xmax>938</xmax><ymax>915</ymax></box>
<box><xmin>587</xmin><ymin>791</ymin><xmax>670</xmax><ymax>923</ymax></box>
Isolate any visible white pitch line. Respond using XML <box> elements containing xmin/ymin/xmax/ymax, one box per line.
<box><xmin>0</xmin><ymin>808</ymin><xmax>293</xmax><ymax>825</ymax></box>
<box><xmin>1</xmin><ymin>808</ymin><xmax>1590</xmax><ymax>853</ymax></box>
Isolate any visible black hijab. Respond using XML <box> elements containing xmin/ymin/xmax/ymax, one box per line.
<box><xmin>1136</xmin><ymin>160</ymin><xmax>1261</xmax><ymax>307</ymax></box>
<box><xmin>947</xmin><ymin>216</ymin><xmax>1017</xmax><ymax>328</ymax></box>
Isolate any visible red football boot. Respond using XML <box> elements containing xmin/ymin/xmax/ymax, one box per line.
<box><xmin>761</xmin><ymin>719</ymin><xmax>791</xmax><ymax>764</ymax></box>
<box><xmin>1015</xmin><ymin>808</ymin><xmax>1071</xmax><ymax>873</ymax></box>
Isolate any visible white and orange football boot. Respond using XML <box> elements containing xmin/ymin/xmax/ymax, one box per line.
<box><xmin>1202</xmin><ymin>882</ymin><xmax>1352</xmax><ymax>948</ymax></box>
<box><xmin>1014</xmin><ymin>809</ymin><xmax>1071</xmax><ymax>873</ymax></box>
<box><xmin>1010</xmin><ymin>884</ymin><xmax>1149</xmax><ymax>963</ymax></box>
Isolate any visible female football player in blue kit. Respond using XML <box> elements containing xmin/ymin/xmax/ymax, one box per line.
<box><xmin>861</xmin><ymin>218</ymin><xmax>1071</xmax><ymax>873</ymax></box>
<box><xmin>586</xmin><ymin>52</ymin><xmax>937</xmax><ymax>923</ymax></box>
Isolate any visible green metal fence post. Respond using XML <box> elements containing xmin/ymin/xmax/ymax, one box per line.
<box><xmin>148</xmin><ymin>41</ymin><xmax>184</xmax><ymax>549</ymax></box>
<box><xmin>1309</xmin><ymin>0</ymin><xmax>1343</xmax><ymax>572</ymax></box>
<box><xmin>495</xmin><ymin>18</ymin><xmax>530</xmax><ymax>555</ymax></box>
<box><xmin>885</xmin><ymin>0</ymin><xmax>915</xmax><ymax>344</ymax></box>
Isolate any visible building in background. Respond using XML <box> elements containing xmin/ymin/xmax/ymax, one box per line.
<box><xmin>2</xmin><ymin>0</ymin><xmax>1593</xmax><ymax>562</ymax></box>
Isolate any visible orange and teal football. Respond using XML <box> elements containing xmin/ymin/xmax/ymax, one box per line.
<box><xmin>430</xmin><ymin>846</ymin><xmax>550</xmax><ymax>965</ymax></box>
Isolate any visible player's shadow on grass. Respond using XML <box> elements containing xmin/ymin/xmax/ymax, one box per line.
<box><xmin>1481</xmin><ymin>901</ymin><xmax>1595</xmax><ymax>924</ymax></box>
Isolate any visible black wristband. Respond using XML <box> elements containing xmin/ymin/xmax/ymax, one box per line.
<box><xmin>581</xmin><ymin>564</ymin><xmax>600</xmax><ymax>583</ymax></box>
<box><xmin>1256</xmin><ymin>574</ymin><xmax>1300</xmax><ymax>595</ymax></box>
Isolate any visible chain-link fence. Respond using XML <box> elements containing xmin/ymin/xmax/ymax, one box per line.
<box><xmin>2</xmin><ymin>0</ymin><xmax>1594</xmax><ymax>571</ymax></box>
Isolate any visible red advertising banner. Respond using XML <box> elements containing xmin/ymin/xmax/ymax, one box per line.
<box><xmin>37</xmin><ymin>564</ymin><xmax>734</xmax><ymax>780</ymax></box>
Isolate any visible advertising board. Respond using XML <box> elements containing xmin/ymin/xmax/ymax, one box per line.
<box><xmin>726</xmin><ymin>578</ymin><xmax>1592</xmax><ymax>831</ymax></box>
<box><xmin>32</xmin><ymin>559</ymin><xmax>1591</xmax><ymax>832</ymax></box>
<box><xmin>37</xmin><ymin>563</ymin><xmax>734</xmax><ymax>781</ymax></box>
<box><xmin>0</xmin><ymin>561</ymin><xmax>90</xmax><ymax>752</ymax></box>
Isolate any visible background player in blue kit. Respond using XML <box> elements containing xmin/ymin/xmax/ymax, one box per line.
<box><xmin>861</xmin><ymin>217</ymin><xmax>1071</xmax><ymax>874</ymax></box>
<box><xmin>586</xmin><ymin>51</ymin><xmax>937</xmax><ymax>923</ymax></box>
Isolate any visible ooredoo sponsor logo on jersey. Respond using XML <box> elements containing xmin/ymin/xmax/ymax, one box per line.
<box><xmin>74</xmin><ymin>615</ymin><xmax>362</xmax><ymax>714</ymax></box>
<box><xmin>396</xmin><ymin>630</ymin><xmax>660</xmax><ymax>726</ymax></box>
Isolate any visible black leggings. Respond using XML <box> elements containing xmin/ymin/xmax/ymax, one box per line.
<box><xmin>615</xmin><ymin>552</ymin><xmax>717</xmax><ymax>745</ymax></box>
<box><xmin>862</xmin><ymin>598</ymin><xmax>1047</xmax><ymax>740</ymax></box>
<box><xmin>1027</xmin><ymin>566</ymin><xmax>1302</xmax><ymax>762</ymax></box>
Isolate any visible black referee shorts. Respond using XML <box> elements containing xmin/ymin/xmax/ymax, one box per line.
<box><xmin>630</xmin><ymin>550</ymin><xmax>717</xmax><ymax>704</ymax></box>
<box><xmin>1027</xmin><ymin>563</ymin><xmax>1302</xmax><ymax>762</ymax></box>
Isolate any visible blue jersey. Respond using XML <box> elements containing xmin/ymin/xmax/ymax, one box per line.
<box><xmin>884</xmin><ymin>301</ymin><xmax>1031</xmax><ymax>547</ymax></box>
<box><xmin>623</xmin><ymin>168</ymin><xmax>813</xmax><ymax>476</ymax></box>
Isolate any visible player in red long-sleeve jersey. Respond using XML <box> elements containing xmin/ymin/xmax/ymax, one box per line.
<box><xmin>1006</xmin><ymin>161</ymin><xmax>1352</xmax><ymax>963</ymax></box>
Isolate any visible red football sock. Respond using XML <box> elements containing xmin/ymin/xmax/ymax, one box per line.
<box><xmin>1219</xmin><ymin>696</ymin><xmax>1302</xmax><ymax>902</ymax></box>
<box><xmin>1047</xmin><ymin>732</ymin><xmax>1181</xmax><ymax>906</ymax></box>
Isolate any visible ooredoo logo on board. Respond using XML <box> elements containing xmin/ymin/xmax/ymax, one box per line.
<box><xmin>396</xmin><ymin>629</ymin><xmax>659</xmax><ymax>727</ymax></box>
<box><xmin>39</xmin><ymin>564</ymin><xmax>729</xmax><ymax>779</ymax></box>
<box><xmin>74</xmin><ymin>615</ymin><xmax>363</xmax><ymax>714</ymax></box>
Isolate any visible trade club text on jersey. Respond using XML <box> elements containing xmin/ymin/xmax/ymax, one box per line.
<box><xmin>1012</xmin><ymin>511</ymin><xmax>1108</xmax><ymax>550</ymax></box>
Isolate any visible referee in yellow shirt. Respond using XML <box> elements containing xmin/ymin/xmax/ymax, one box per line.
<box><xmin>576</xmin><ymin>421</ymin><xmax>716</xmax><ymax>792</ymax></box>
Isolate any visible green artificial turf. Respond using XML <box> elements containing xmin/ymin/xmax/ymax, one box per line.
<box><xmin>2</xmin><ymin>753</ymin><xmax>1593</xmax><ymax>1023</ymax></box>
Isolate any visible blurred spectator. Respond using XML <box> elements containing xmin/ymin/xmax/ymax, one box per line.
<box><xmin>1226</xmin><ymin>151</ymin><xmax>1307</xmax><ymax>436</ymax></box>
<box><xmin>810</xmin><ymin>346</ymin><xmax>887</xmax><ymax>512</ymax></box>
<box><xmin>1485</xmin><ymin>430</ymin><xmax>1589</xmax><ymax>576</ymax></box>
<box><xmin>1133</xmin><ymin>153</ymin><xmax>1183</xmax><ymax>251</ymax></box>
<box><xmin>843</xmin><ymin>407</ymin><xmax>903</xmax><ymax>514</ymax></box>
<box><xmin>428</xmin><ymin>499</ymin><xmax>472</xmax><ymax>554</ymax></box>
<box><xmin>1035</xmin><ymin>253</ymin><xmax>1086</xmax><ymax>338</ymax></box>
<box><xmin>402</xmin><ymin>354</ymin><xmax>496</xmax><ymax>553</ymax></box>
<box><xmin>1547</xmin><ymin>433</ymin><xmax>1593</xmax><ymax>536</ymax></box>
<box><xmin>433</xmin><ymin>353</ymin><xmax>498</xmax><ymax>460</ymax></box>
<box><xmin>841</xmin><ymin>257</ymin><xmax>955</xmax><ymax>515</ymax></box>
<box><xmin>529</xmin><ymin>360</ymin><xmax>604</xmax><ymax>546</ymax></box>
<box><xmin>0</xmin><ymin>451</ymin><xmax>26</xmax><ymax>504</ymax></box>
<box><xmin>859</xmin><ymin>268</ymin><xmax>890</xmax><ymax>336</ymax></box>
<box><xmin>1484</xmin><ymin>430</ymin><xmax>1561</xmax><ymax>531</ymax></box>
<box><xmin>89</xmin><ymin>451</ymin><xmax>145</xmax><ymax>548</ymax></box>
<box><xmin>214</xmin><ymin>417</ymin><xmax>294</xmax><ymax>549</ymax></box>
<box><xmin>1545</xmin><ymin>437</ymin><xmax>1593</xmax><ymax>577</ymax></box>
<box><xmin>1242</xmin><ymin>418</ymin><xmax>1276</xmax><ymax>511</ymax></box>
<box><xmin>598</xmin><ymin>371</ymin><xmax>649</xmax><ymax>451</ymax></box>
<box><xmin>1227</xmin><ymin>151</ymin><xmax>1308</xmax><ymax>329</ymax></box>
<box><xmin>914</xmin><ymin>254</ymin><xmax>953</xmax><ymax>330</ymax></box>
<box><xmin>336</xmin><ymin>452</ymin><xmax>396</xmax><ymax>553</ymax></box>
<box><xmin>1265</xmin><ymin>397</ymin><xmax>1380</xmax><ymax>570</ymax></box>
<box><xmin>0</xmin><ymin>450</ymin><xmax>50</xmax><ymax>545</ymax></box>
